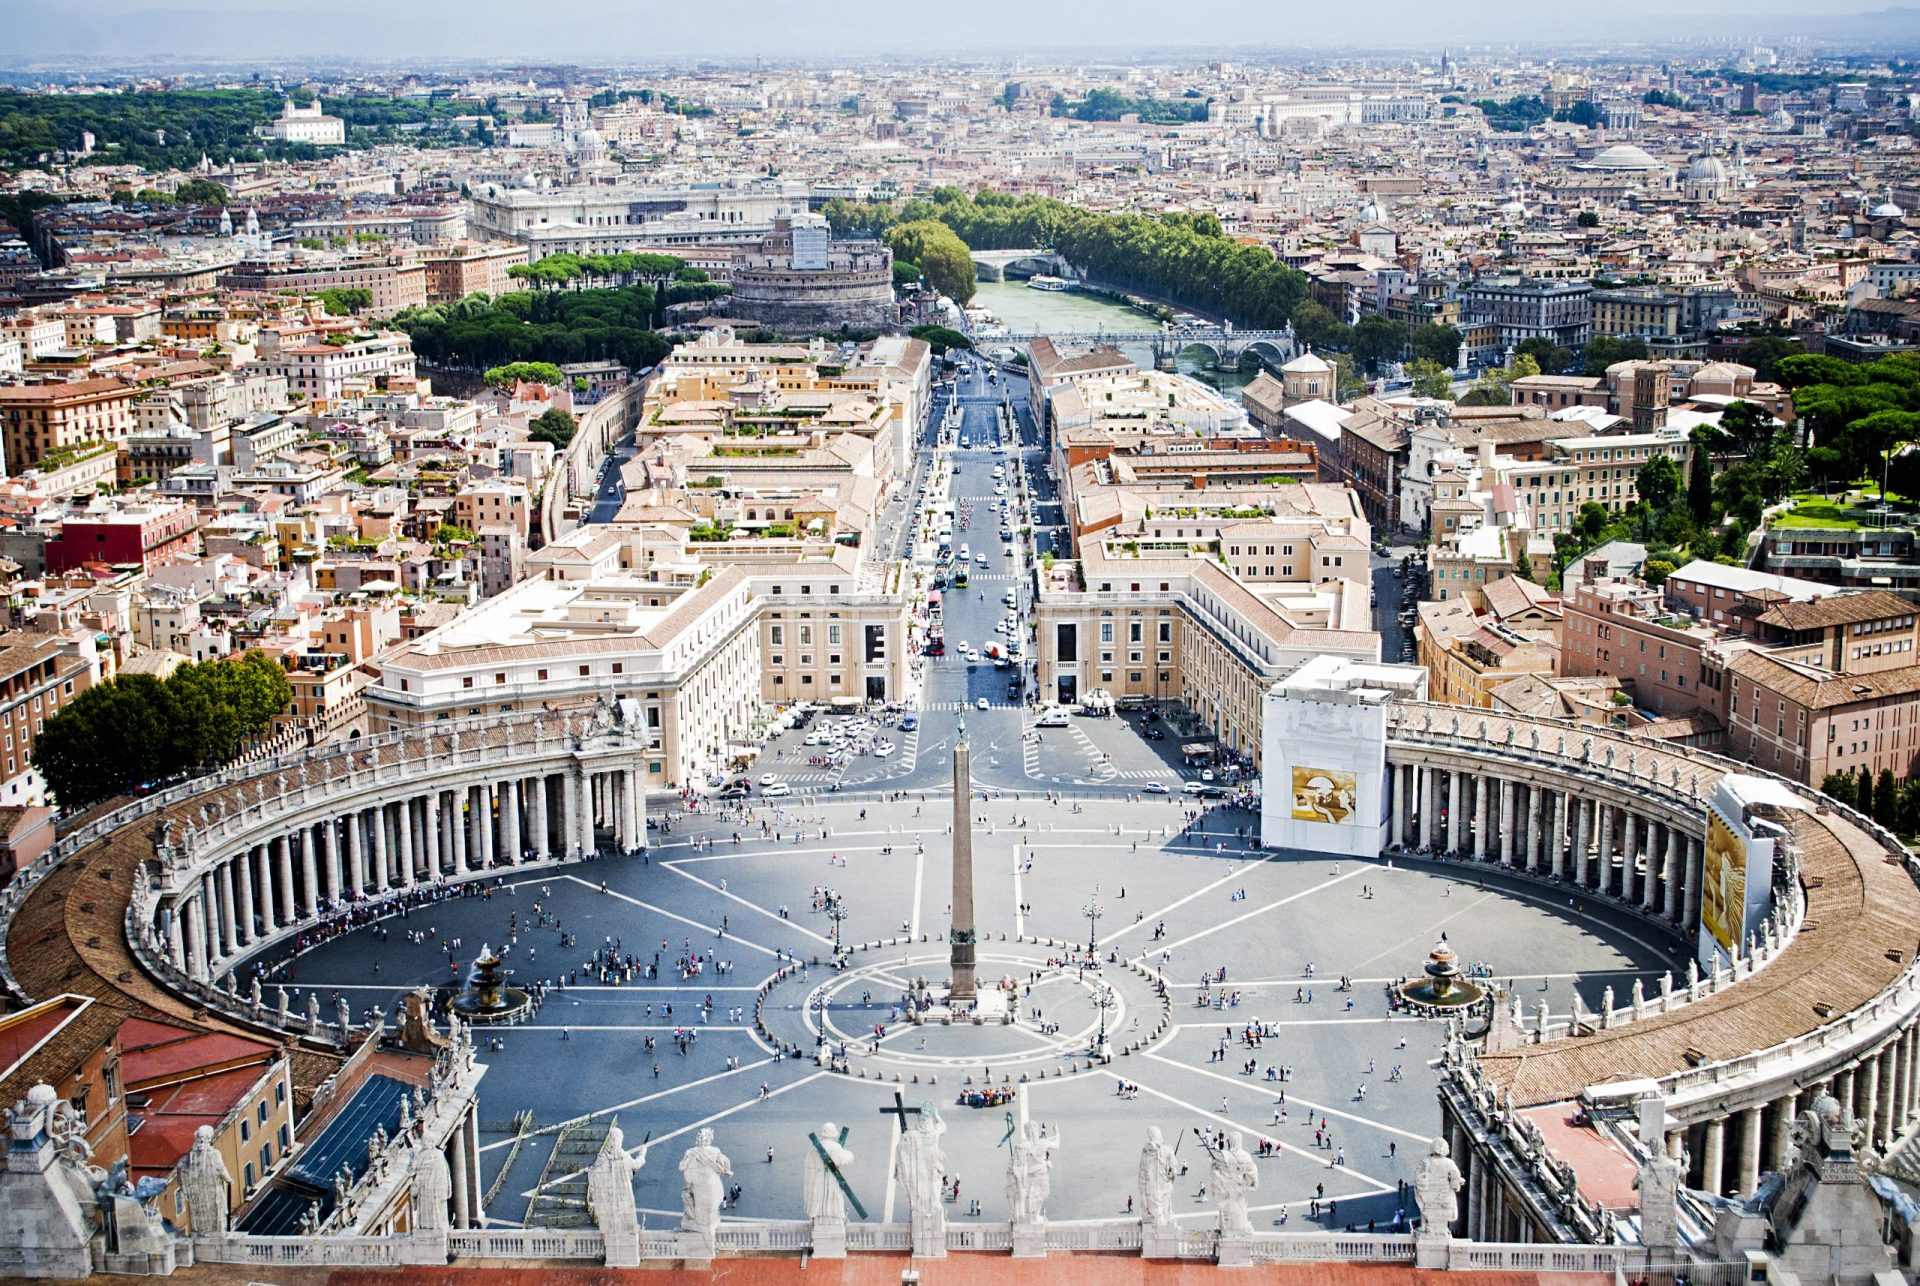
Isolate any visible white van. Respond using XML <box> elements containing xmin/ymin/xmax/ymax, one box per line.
<box><xmin>1035</xmin><ymin>708</ymin><xmax>1071</xmax><ymax>728</ymax></box>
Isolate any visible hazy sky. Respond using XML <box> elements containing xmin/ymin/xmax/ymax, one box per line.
<box><xmin>0</xmin><ymin>0</ymin><xmax>1906</xmax><ymax>63</ymax></box>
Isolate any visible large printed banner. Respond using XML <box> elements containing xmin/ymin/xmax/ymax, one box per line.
<box><xmin>1701</xmin><ymin>812</ymin><xmax>1748</xmax><ymax>953</ymax></box>
<box><xmin>1291</xmin><ymin>766</ymin><xmax>1358</xmax><ymax>825</ymax></box>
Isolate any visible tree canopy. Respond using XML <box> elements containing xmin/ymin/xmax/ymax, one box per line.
<box><xmin>396</xmin><ymin>289</ymin><xmax>672</xmax><ymax>374</ymax></box>
<box><xmin>824</xmin><ymin>189</ymin><xmax>1309</xmax><ymax>332</ymax></box>
<box><xmin>33</xmin><ymin>652</ymin><xmax>293</xmax><ymax>808</ymax></box>
<box><xmin>883</xmin><ymin>220</ymin><xmax>977</xmax><ymax>306</ymax></box>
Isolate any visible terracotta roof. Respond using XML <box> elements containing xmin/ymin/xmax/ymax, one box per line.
<box><xmin>1753</xmin><ymin>589</ymin><xmax>1915</xmax><ymax>632</ymax></box>
<box><xmin>0</xmin><ymin>377</ymin><xmax>133</xmax><ymax>403</ymax></box>
<box><xmin>1725</xmin><ymin>647</ymin><xmax>1920</xmax><ymax>710</ymax></box>
<box><xmin>1476</xmin><ymin>806</ymin><xmax>1920</xmax><ymax>1106</ymax></box>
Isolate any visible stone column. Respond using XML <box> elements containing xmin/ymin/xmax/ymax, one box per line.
<box><xmin>1473</xmin><ymin>773</ymin><xmax>1490</xmax><ymax>860</ymax></box>
<box><xmin>1836</xmin><ymin>1068</ymin><xmax>1857</xmax><ymax>1123</ymax></box>
<box><xmin>184</xmin><ymin>889</ymin><xmax>209</xmax><ymax>981</ymax></box>
<box><xmin>578</xmin><ymin>770</ymin><xmax>597</xmax><ymax>857</ymax></box>
<box><xmin>213</xmin><ymin>861</ymin><xmax>236</xmax><ymax>958</ymax></box>
<box><xmin>395</xmin><ymin>798</ymin><xmax>416</xmax><ymax>888</ymax></box>
<box><xmin>450</xmin><ymin>1112</ymin><xmax>471</xmax><ymax>1228</ymax></box>
<box><xmin>1595</xmin><ymin>803</ymin><xmax>1613</xmax><ymax>894</ymax></box>
<box><xmin>1498</xmin><ymin>779</ymin><xmax>1515</xmax><ymax>867</ymax></box>
<box><xmin>300</xmin><ymin>829</ymin><xmax>320</xmax><ymax>918</ymax></box>
<box><xmin>1628</xmin><ymin>817</ymin><xmax>1643</xmax><ymax>905</ymax></box>
<box><xmin>1684</xmin><ymin>838</ymin><xmax>1704</xmax><ymax>930</ymax></box>
<box><xmin>369</xmin><ymin>805</ymin><xmax>390</xmax><ymax>890</ymax></box>
<box><xmin>502</xmin><ymin>778</ymin><xmax>522</xmax><ymax>865</ymax></box>
<box><xmin>1391</xmin><ymin>762</ymin><xmax>1408</xmax><ymax>847</ymax></box>
<box><xmin>274</xmin><ymin>836</ymin><xmax>295</xmax><ymax>926</ymax></box>
<box><xmin>564</xmin><ymin>769</ymin><xmax>581</xmax><ymax>857</ymax></box>
<box><xmin>346</xmin><ymin>811</ymin><xmax>366</xmax><ymax>897</ymax></box>
<box><xmin>165</xmin><ymin>898</ymin><xmax>185</xmax><ymax>968</ymax></box>
<box><xmin>1573</xmin><ymin>796</ymin><xmax>1591</xmax><ymax>887</ymax></box>
<box><xmin>1640</xmin><ymin>821</ymin><xmax>1661</xmax><ymax>913</ymax></box>
<box><xmin>233</xmin><ymin>850</ymin><xmax>256</xmax><ymax>944</ymax></box>
<box><xmin>322</xmin><ymin>819</ymin><xmax>341</xmax><ymax>905</ymax></box>
<box><xmin>1521</xmin><ymin>786</ymin><xmax>1539</xmax><ymax>871</ymax></box>
<box><xmin>531</xmin><ymin>775</ymin><xmax>551</xmax><ymax>860</ymax></box>
<box><xmin>1700</xmin><ymin>1117</ymin><xmax>1726</xmax><ymax>1197</ymax></box>
<box><xmin>1877</xmin><ymin>1045</ymin><xmax>1898</xmax><ymax>1150</ymax></box>
<box><xmin>1422</xmin><ymin>767</ymin><xmax>1440</xmax><ymax>850</ymax></box>
<box><xmin>1662</xmin><ymin>825</ymin><xmax>1682</xmax><ymax>920</ymax></box>
<box><xmin>258</xmin><ymin>844</ymin><xmax>279</xmax><ymax>934</ymax></box>
<box><xmin>630</xmin><ymin>770</ymin><xmax>646</xmax><ymax>852</ymax></box>
<box><xmin>424</xmin><ymin>791</ymin><xmax>444</xmax><ymax>878</ymax></box>
<box><xmin>477</xmin><ymin>785</ymin><xmax>496</xmax><ymax>867</ymax></box>
<box><xmin>1446</xmin><ymin>770</ymin><xmax>1464</xmax><ymax>854</ymax></box>
<box><xmin>1768</xmin><ymin>1092</ymin><xmax>1799</xmax><ymax>1174</ymax></box>
<box><xmin>1904</xmin><ymin>1028</ymin><xmax>1920</xmax><ymax>1125</ymax></box>
<box><xmin>1552</xmin><ymin>792</ymin><xmax>1570</xmax><ymax>879</ymax></box>
<box><xmin>1736</xmin><ymin>1105</ymin><xmax>1763</xmax><ymax>1196</ymax></box>
<box><xmin>452</xmin><ymin>787</ymin><xmax>471</xmax><ymax>872</ymax></box>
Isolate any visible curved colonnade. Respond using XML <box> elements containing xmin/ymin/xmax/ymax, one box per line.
<box><xmin>2</xmin><ymin>702</ymin><xmax>1919</xmax><ymax>1259</ymax></box>
<box><xmin>0</xmin><ymin>709</ymin><xmax>653</xmax><ymax>1052</ymax></box>
<box><xmin>1383</xmin><ymin>705</ymin><xmax>1920</xmax><ymax>1247</ymax></box>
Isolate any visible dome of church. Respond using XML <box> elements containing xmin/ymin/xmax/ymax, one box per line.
<box><xmin>1872</xmin><ymin>194</ymin><xmax>1907</xmax><ymax>218</ymax></box>
<box><xmin>1687</xmin><ymin>155</ymin><xmax>1729</xmax><ymax>185</ymax></box>
<box><xmin>1358</xmin><ymin>195</ymin><xmax>1388</xmax><ymax>224</ymax></box>
<box><xmin>1281</xmin><ymin>350</ymin><xmax>1333</xmax><ymax>375</ymax></box>
<box><xmin>1769</xmin><ymin>107</ymin><xmax>1795</xmax><ymax>132</ymax></box>
<box><xmin>1578</xmin><ymin>143</ymin><xmax>1665</xmax><ymax>172</ymax></box>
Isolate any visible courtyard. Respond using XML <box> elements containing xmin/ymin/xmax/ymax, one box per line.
<box><xmin>264</xmin><ymin>790</ymin><xmax>1673</xmax><ymax>1237</ymax></box>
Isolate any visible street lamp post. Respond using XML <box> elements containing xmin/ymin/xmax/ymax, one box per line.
<box><xmin>1082</xmin><ymin>887</ymin><xmax>1104</xmax><ymax>962</ymax></box>
<box><xmin>825</xmin><ymin>890</ymin><xmax>850</xmax><ymax>965</ymax></box>
<box><xmin>1091</xmin><ymin>980</ymin><xmax>1114</xmax><ymax>1062</ymax></box>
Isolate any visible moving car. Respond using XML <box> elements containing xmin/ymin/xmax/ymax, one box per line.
<box><xmin>874</xmin><ymin>742</ymin><xmax>895</xmax><ymax>758</ymax></box>
<box><xmin>1035</xmin><ymin>708</ymin><xmax>1070</xmax><ymax>728</ymax></box>
<box><xmin>760</xmin><ymin>772</ymin><xmax>779</xmax><ymax>786</ymax></box>
<box><xmin>976</xmin><ymin>696</ymin><xmax>991</xmax><ymax>710</ymax></box>
<box><xmin>1143</xmin><ymin>781</ymin><xmax>1171</xmax><ymax>794</ymax></box>
<box><xmin>900</xmin><ymin>714</ymin><xmax>919</xmax><ymax>731</ymax></box>
<box><xmin>762</xmin><ymin>782</ymin><xmax>793</xmax><ymax>797</ymax></box>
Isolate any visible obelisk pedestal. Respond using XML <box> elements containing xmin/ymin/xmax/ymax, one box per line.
<box><xmin>948</xmin><ymin>719</ymin><xmax>977</xmax><ymax>1003</ymax></box>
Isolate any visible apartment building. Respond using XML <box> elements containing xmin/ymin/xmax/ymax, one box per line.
<box><xmin>1026</xmin><ymin>339</ymin><xmax>1136</xmax><ymax>439</ymax></box>
<box><xmin>256</xmin><ymin>332</ymin><xmax>417</xmax><ymax>407</ymax></box>
<box><xmin>0</xmin><ymin>377</ymin><xmax>140</xmax><ymax>470</ymax></box>
<box><xmin>366</xmin><ymin>567</ymin><xmax>762</xmax><ymax>789</ymax></box>
<box><xmin>218</xmin><ymin>256</ymin><xmax>428</xmax><ymax>316</ymax></box>
<box><xmin>0</xmin><ymin>634</ymin><xmax>99</xmax><ymax>807</ymax></box>
<box><xmin>1033</xmin><ymin>519</ymin><xmax>1379</xmax><ymax>767</ymax></box>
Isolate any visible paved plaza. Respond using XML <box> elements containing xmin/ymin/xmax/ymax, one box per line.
<box><xmin>267</xmin><ymin>789</ymin><xmax>1672</xmax><ymax>1236</ymax></box>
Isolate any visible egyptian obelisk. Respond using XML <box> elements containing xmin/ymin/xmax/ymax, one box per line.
<box><xmin>948</xmin><ymin>713</ymin><xmax>977</xmax><ymax>1002</ymax></box>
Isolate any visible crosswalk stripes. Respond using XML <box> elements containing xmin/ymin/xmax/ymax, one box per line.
<box><xmin>919</xmin><ymin>700</ymin><xmax>1021</xmax><ymax>711</ymax></box>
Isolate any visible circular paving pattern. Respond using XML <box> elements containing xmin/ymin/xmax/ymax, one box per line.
<box><xmin>260</xmin><ymin>791</ymin><xmax>1679</xmax><ymax>1230</ymax></box>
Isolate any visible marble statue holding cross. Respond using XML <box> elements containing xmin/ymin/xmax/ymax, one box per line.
<box><xmin>804</xmin><ymin>1122</ymin><xmax>858</xmax><ymax>1221</ymax></box>
<box><xmin>892</xmin><ymin>1099</ymin><xmax>947</xmax><ymax>1254</ymax></box>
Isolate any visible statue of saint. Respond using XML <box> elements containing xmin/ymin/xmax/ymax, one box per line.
<box><xmin>586</xmin><ymin>1126</ymin><xmax>644</xmax><ymax>1235</ymax></box>
<box><xmin>1005</xmin><ymin>1120</ymin><xmax>1059</xmax><ymax>1226</ymax></box>
<box><xmin>804</xmin><ymin>1123</ymin><xmax>853</xmax><ymax>1221</ymax></box>
<box><xmin>1137</xmin><ymin>1126</ymin><xmax>1176</xmax><ymax>1226</ymax></box>
<box><xmin>678</xmin><ymin>1128</ymin><xmax>731</xmax><ymax>1238</ymax></box>
<box><xmin>410</xmin><ymin>1140</ymin><xmax>453</xmax><ymax>1233</ymax></box>
<box><xmin>1209</xmin><ymin>1132</ymin><xmax>1259</xmax><ymax>1235</ymax></box>
<box><xmin>180</xmin><ymin>1124</ymin><xmax>233</xmax><ymax>1234</ymax></box>
<box><xmin>1415</xmin><ymin>1136</ymin><xmax>1464</xmax><ymax>1236</ymax></box>
<box><xmin>893</xmin><ymin>1102</ymin><xmax>946</xmax><ymax>1237</ymax></box>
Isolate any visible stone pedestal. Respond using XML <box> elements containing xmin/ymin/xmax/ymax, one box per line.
<box><xmin>675</xmin><ymin>1231</ymin><xmax>715</xmax><ymax>1265</ymax></box>
<box><xmin>1216</xmin><ymin>1230</ymin><xmax>1253</xmax><ymax>1268</ymax></box>
<box><xmin>601</xmin><ymin>1227</ymin><xmax>640</xmax><ymax>1268</ymax></box>
<box><xmin>398</xmin><ymin>1229</ymin><xmax>450</xmax><ymax>1265</ymax></box>
<box><xmin>909</xmin><ymin>1213</ymin><xmax>946</xmax><ymax>1259</ymax></box>
<box><xmin>1012</xmin><ymin>1222</ymin><xmax>1047</xmax><ymax>1258</ymax></box>
<box><xmin>809</xmin><ymin>1216</ymin><xmax>847</xmax><ymax>1259</ymax></box>
<box><xmin>1415</xmin><ymin>1233</ymin><xmax>1452</xmax><ymax>1270</ymax></box>
<box><xmin>1141</xmin><ymin>1222</ymin><xmax>1182</xmax><ymax>1259</ymax></box>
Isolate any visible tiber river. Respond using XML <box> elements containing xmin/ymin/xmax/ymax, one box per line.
<box><xmin>969</xmin><ymin>281</ymin><xmax>1256</xmax><ymax>395</ymax></box>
